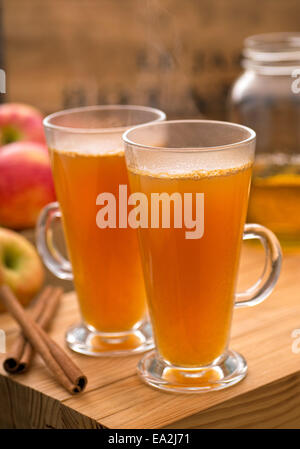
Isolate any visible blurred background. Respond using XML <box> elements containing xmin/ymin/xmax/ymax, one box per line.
<box><xmin>2</xmin><ymin>0</ymin><xmax>300</xmax><ymax>119</ymax></box>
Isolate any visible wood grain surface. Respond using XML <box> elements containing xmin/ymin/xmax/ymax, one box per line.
<box><xmin>0</xmin><ymin>243</ymin><xmax>300</xmax><ymax>429</ymax></box>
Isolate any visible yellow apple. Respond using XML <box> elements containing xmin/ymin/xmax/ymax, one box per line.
<box><xmin>0</xmin><ymin>227</ymin><xmax>44</xmax><ymax>312</ymax></box>
<box><xmin>0</xmin><ymin>102</ymin><xmax>46</xmax><ymax>145</ymax></box>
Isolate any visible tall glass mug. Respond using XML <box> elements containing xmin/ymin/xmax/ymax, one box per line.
<box><xmin>123</xmin><ymin>120</ymin><xmax>282</xmax><ymax>392</ymax></box>
<box><xmin>37</xmin><ymin>105</ymin><xmax>166</xmax><ymax>356</ymax></box>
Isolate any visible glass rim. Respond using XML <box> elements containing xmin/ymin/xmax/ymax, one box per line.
<box><xmin>122</xmin><ymin>119</ymin><xmax>256</xmax><ymax>153</ymax></box>
<box><xmin>43</xmin><ymin>104</ymin><xmax>166</xmax><ymax>134</ymax></box>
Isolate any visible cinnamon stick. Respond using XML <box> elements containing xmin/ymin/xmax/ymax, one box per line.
<box><xmin>3</xmin><ymin>286</ymin><xmax>62</xmax><ymax>374</ymax></box>
<box><xmin>0</xmin><ymin>285</ymin><xmax>87</xmax><ymax>394</ymax></box>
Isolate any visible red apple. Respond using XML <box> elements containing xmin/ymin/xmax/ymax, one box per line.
<box><xmin>0</xmin><ymin>142</ymin><xmax>56</xmax><ymax>229</ymax></box>
<box><xmin>0</xmin><ymin>227</ymin><xmax>44</xmax><ymax>312</ymax></box>
<box><xmin>0</xmin><ymin>103</ymin><xmax>45</xmax><ymax>146</ymax></box>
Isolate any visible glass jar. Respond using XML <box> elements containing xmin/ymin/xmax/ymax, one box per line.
<box><xmin>229</xmin><ymin>32</ymin><xmax>300</xmax><ymax>246</ymax></box>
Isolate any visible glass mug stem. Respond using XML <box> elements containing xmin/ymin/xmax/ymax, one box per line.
<box><xmin>137</xmin><ymin>223</ymin><xmax>282</xmax><ymax>393</ymax></box>
<box><xmin>36</xmin><ymin>201</ymin><xmax>153</xmax><ymax>356</ymax></box>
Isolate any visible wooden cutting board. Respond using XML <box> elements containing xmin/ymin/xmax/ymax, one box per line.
<box><xmin>0</xmin><ymin>243</ymin><xmax>300</xmax><ymax>429</ymax></box>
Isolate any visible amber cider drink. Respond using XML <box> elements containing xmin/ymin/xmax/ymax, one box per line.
<box><xmin>51</xmin><ymin>148</ymin><xmax>147</xmax><ymax>333</ymax></box>
<box><xmin>128</xmin><ymin>163</ymin><xmax>252</xmax><ymax>366</ymax></box>
<box><xmin>248</xmin><ymin>154</ymin><xmax>300</xmax><ymax>245</ymax></box>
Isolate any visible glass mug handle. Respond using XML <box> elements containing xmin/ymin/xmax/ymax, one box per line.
<box><xmin>235</xmin><ymin>223</ymin><xmax>282</xmax><ymax>308</ymax></box>
<box><xmin>36</xmin><ymin>201</ymin><xmax>73</xmax><ymax>281</ymax></box>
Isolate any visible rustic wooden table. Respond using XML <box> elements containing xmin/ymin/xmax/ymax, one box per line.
<box><xmin>0</xmin><ymin>244</ymin><xmax>300</xmax><ymax>429</ymax></box>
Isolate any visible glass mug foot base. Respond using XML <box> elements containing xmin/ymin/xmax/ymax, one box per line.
<box><xmin>137</xmin><ymin>349</ymin><xmax>247</xmax><ymax>393</ymax></box>
<box><xmin>65</xmin><ymin>321</ymin><xmax>154</xmax><ymax>356</ymax></box>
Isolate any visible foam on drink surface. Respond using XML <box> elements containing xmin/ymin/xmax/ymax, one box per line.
<box><xmin>128</xmin><ymin>151</ymin><xmax>253</xmax><ymax>180</ymax></box>
<box><xmin>50</xmin><ymin>133</ymin><xmax>125</xmax><ymax>156</ymax></box>
<box><xmin>129</xmin><ymin>163</ymin><xmax>252</xmax><ymax>180</ymax></box>
<box><xmin>50</xmin><ymin>134</ymin><xmax>253</xmax><ymax>179</ymax></box>
<box><xmin>51</xmin><ymin>147</ymin><xmax>124</xmax><ymax>159</ymax></box>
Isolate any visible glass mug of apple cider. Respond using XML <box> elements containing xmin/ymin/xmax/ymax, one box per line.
<box><xmin>37</xmin><ymin>105</ymin><xmax>166</xmax><ymax>356</ymax></box>
<box><xmin>123</xmin><ymin>120</ymin><xmax>282</xmax><ymax>392</ymax></box>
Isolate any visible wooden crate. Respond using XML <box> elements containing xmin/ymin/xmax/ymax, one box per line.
<box><xmin>0</xmin><ymin>244</ymin><xmax>300</xmax><ymax>429</ymax></box>
<box><xmin>2</xmin><ymin>0</ymin><xmax>300</xmax><ymax>118</ymax></box>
